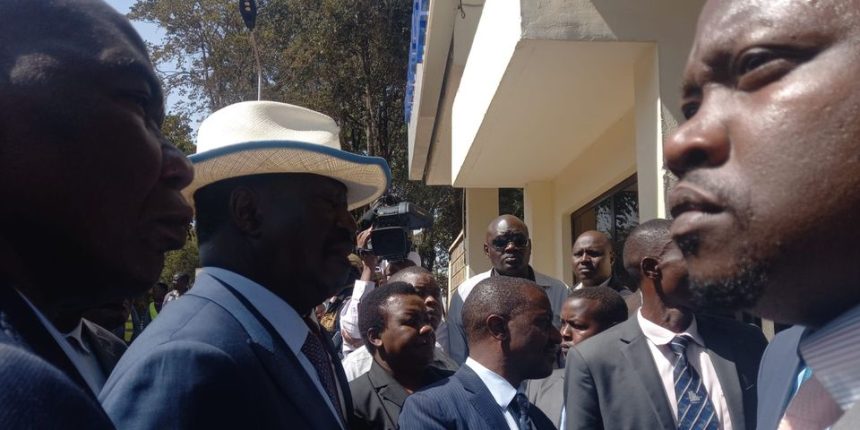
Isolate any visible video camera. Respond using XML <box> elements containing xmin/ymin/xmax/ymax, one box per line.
<box><xmin>357</xmin><ymin>196</ymin><xmax>432</xmax><ymax>261</ymax></box>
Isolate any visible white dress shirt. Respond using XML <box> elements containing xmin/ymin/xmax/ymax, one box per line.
<box><xmin>637</xmin><ymin>311</ymin><xmax>732</xmax><ymax>430</ymax></box>
<box><xmin>201</xmin><ymin>267</ymin><xmax>346</xmax><ymax>429</ymax></box>
<box><xmin>16</xmin><ymin>291</ymin><xmax>102</xmax><ymax>395</ymax></box>
<box><xmin>63</xmin><ymin>320</ymin><xmax>108</xmax><ymax>393</ymax></box>
<box><xmin>465</xmin><ymin>357</ymin><xmax>524</xmax><ymax>430</ymax></box>
<box><xmin>800</xmin><ymin>302</ymin><xmax>860</xmax><ymax>411</ymax></box>
<box><xmin>340</xmin><ymin>279</ymin><xmax>374</xmax><ymax>356</ymax></box>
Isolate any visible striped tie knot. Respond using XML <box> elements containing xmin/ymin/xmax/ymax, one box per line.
<box><xmin>670</xmin><ymin>335</ymin><xmax>693</xmax><ymax>356</ymax></box>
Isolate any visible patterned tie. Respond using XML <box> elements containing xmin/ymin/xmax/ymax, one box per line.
<box><xmin>669</xmin><ymin>335</ymin><xmax>719</xmax><ymax>430</ymax></box>
<box><xmin>301</xmin><ymin>317</ymin><xmax>344</xmax><ymax>425</ymax></box>
<box><xmin>508</xmin><ymin>392</ymin><xmax>533</xmax><ymax>430</ymax></box>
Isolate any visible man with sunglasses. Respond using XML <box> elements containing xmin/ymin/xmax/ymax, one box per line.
<box><xmin>447</xmin><ymin>215</ymin><xmax>570</xmax><ymax>365</ymax></box>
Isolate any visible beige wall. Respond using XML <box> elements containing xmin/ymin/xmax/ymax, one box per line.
<box><xmin>463</xmin><ymin>188</ymin><xmax>498</xmax><ymax>280</ymax></box>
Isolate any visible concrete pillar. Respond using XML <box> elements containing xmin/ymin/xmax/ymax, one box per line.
<box><xmin>523</xmin><ymin>181</ymin><xmax>556</xmax><ymax>277</ymax></box>
<box><xmin>633</xmin><ymin>46</ymin><xmax>666</xmax><ymax>222</ymax></box>
<box><xmin>464</xmin><ymin>188</ymin><xmax>498</xmax><ymax>278</ymax></box>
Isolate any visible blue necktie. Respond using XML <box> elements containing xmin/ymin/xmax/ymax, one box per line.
<box><xmin>508</xmin><ymin>392</ymin><xmax>533</xmax><ymax>430</ymax></box>
<box><xmin>669</xmin><ymin>335</ymin><xmax>719</xmax><ymax>430</ymax></box>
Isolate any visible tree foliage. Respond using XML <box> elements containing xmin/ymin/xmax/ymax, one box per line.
<box><xmin>134</xmin><ymin>0</ymin><xmax>462</xmax><ymax>288</ymax></box>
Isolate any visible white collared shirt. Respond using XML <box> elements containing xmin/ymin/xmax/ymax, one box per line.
<box><xmin>340</xmin><ymin>279</ymin><xmax>375</xmax><ymax>356</ymax></box>
<box><xmin>63</xmin><ymin>319</ymin><xmax>107</xmax><ymax>393</ymax></box>
<box><xmin>800</xmin><ymin>303</ymin><xmax>860</xmax><ymax>410</ymax></box>
<box><xmin>200</xmin><ymin>267</ymin><xmax>346</xmax><ymax>429</ymax></box>
<box><xmin>637</xmin><ymin>311</ymin><xmax>732</xmax><ymax>430</ymax></box>
<box><xmin>572</xmin><ymin>277</ymin><xmax>612</xmax><ymax>290</ymax></box>
<box><xmin>464</xmin><ymin>357</ymin><xmax>523</xmax><ymax>430</ymax></box>
<box><xmin>16</xmin><ymin>292</ymin><xmax>102</xmax><ymax>395</ymax></box>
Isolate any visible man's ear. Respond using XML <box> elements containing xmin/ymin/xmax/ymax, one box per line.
<box><xmin>483</xmin><ymin>243</ymin><xmax>490</xmax><ymax>257</ymax></box>
<box><xmin>486</xmin><ymin>314</ymin><xmax>508</xmax><ymax>341</ymax></box>
<box><xmin>229</xmin><ymin>186</ymin><xmax>263</xmax><ymax>238</ymax></box>
<box><xmin>641</xmin><ymin>257</ymin><xmax>661</xmax><ymax>281</ymax></box>
<box><xmin>368</xmin><ymin>328</ymin><xmax>383</xmax><ymax>349</ymax></box>
<box><xmin>609</xmin><ymin>250</ymin><xmax>616</xmax><ymax>266</ymax></box>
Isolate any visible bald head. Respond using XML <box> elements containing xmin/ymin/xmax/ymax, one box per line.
<box><xmin>462</xmin><ymin>276</ymin><xmax>539</xmax><ymax>342</ymax></box>
<box><xmin>572</xmin><ymin>230</ymin><xmax>614</xmax><ymax>287</ymax></box>
<box><xmin>483</xmin><ymin>215</ymin><xmax>531</xmax><ymax>277</ymax></box>
<box><xmin>623</xmin><ymin>219</ymin><xmax>672</xmax><ymax>287</ymax></box>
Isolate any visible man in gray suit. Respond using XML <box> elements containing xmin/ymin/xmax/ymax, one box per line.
<box><xmin>565</xmin><ymin>220</ymin><xmax>766</xmax><ymax>430</ymax></box>
<box><xmin>665</xmin><ymin>1</ymin><xmax>860</xmax><ymax>427</ymax></box>
<box><xmin>525</xmin><ymin>286</ymin><xmax>627</xmax><ymax>428</ymax></box>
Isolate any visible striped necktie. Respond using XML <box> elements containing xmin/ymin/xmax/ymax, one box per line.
<box><xmin>508</xmin><ymin>392</ymin><xmax>533</xmax><ymax>430</ymax></box>
<box><xmin>669</xmin><ymin>335</ymin><xmax>719</xmax><ymax>430</ymax></box>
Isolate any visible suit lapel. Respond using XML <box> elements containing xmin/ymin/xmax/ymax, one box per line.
<box><xmin>0</xmin><ymin>286</ymin><xmax>95</xmax><ymax>400</ymax></box>
<box><xmin>619</xmin><ymin>319</ymin><xmax>677</xmax><ymax>429</ymax></box>
<box><xmin>81</xmin><ymin>319</ymin><xmax>126</xmax><ymax>375</ymax></box>
<box><xmin>249</xmin><ymin>341</ymin><xmax>342</xmax><ymax>429</ymax></box>
<box><xmin>190</xmin><ymin>275</ymin><xmax>343</xmax><ymax>429</ymax></box>
<box><xmin>698</xmin><ymin>317</ymin><xmax>747</xmax><ymax>430</ymax></box>
<box><xmin>457</xmin><ymin>366</ymin><xmax>511</xmax><ymax>429</ymax></box>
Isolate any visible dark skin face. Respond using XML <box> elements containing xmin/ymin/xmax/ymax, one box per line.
<box><xmin>500</xmin><ymin>288</ymin><xmax>561</xmax><ymax>383</ymax></box>
<box><xmin>172</xmin><ymin>274</ymin><xmax>190</xmax><ymax>293</ymax></box>
<box><xmin>664</xmin><ymin>0</ymin><xmax>860</xmax><ymax>326</ymax></box>
<box><xmin>371</xmin><ymin>295</ymin><xmax>436</xmax><ymax>373</ymax></box>
<box><xmin>0</xmin><ymin>1</ymin><xmax>193</xmax><ymax>316</ymax></box>
<box><xmin>640</xmin><ymin>240</ymin><xmax>694</xmax><ymax>332</ymax></box>
<box><xmin>484</xmin><ymin>215</ymin><xmax>531</xmax><ymax>278</ymax></box>
<box><xmin>407</xmin><ymin>273</ymin><xmax>444</xmax><ymax>330</ymax></box>
<box><xmin>572</xmin><ymin>231</ymin><xmax>614</xmax><ymax>286</ymax></box>
<box><xmin>559</xmin><ymin>298</ymin><xmax>610</xmax><ymax>358</ymax></box>
<box><xmin>214</xmin><ymin>174</ymin><xmax>357</xmax><ymax>314</ymax></box>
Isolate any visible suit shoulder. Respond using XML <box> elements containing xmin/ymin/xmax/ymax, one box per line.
<box><xmin>571</xmin><ymin>319</ymin><xmax>630</xmax><ymax>359</ymax></box>
<box><xmin>0</xmin><ymin>344</ymin><xmax>112</xmax><ymax>429</ymax></box>
<box><xmin>349</xmin><ymin>372</ymin><xmax>374</xmax><ymax>399</ymax></box>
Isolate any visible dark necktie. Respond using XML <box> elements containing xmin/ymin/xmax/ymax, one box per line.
<box><xmin>669</xmin><ymin>335</ymin><xmax>719</xmax><ymax>430</ymax></box>
<box><xmin>508</xmin><ymin>392</ymin><xmax>533</xmax><ymax>430</ymax></box>
<box><xmin>301</xmin><ymin>317</ymin><xmax>344</xmax><ymax>426</ymax></box>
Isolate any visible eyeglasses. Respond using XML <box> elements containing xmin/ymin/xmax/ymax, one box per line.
<box><xmin>490</xmin><ymin>235</ymin><xmax>530</xmax><ymax>251</ymax></box>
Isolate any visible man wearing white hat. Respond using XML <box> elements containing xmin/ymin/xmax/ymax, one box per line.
<box><xmin>101</xmin><ymin>101</ymin><xmax>391</xmax><ymax>429</ymax></box>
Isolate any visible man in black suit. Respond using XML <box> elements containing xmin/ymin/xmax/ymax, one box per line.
<box><xmin>0</xmin><ymin>0</ymin><xmax>194</xmax><ymax>427</ymax></box>
<box><xmin>400</xmin><ymin>276</ymin><xmax>558</xmax><ymax>430</ymax></box>
<box><xmin>565</xmin><ymin>219</ymin><xmax>767</xmax><ymax>430</ymax></box>
<box><xmin>350</xmin><ymin>282</ymin><xmax>453</xmax><ymax>430</ymax></box>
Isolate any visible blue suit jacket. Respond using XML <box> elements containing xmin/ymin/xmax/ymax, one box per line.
<box><xmin>0</xmin><ymin>286</ymin><xmax>113</xmax><ymax>429</ymax></box>
<box><xmin>756</xmin><ymin>326</ymin><xmax>806</xmax><ymax>430</ymax></box>
<box><xmin>100</xmin><ymin>274</ymin><xmax>352</xmax><ymax>429</ymax></box>
<box><xmin>399</xmin><ymin>365</ymin><xmax>555</xmax><ymax>430</ymax></box>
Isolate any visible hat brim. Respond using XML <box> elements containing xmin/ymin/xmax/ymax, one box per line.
<box><xmin>184</xmin><ymin>140</ymin><xmax>391</xmax><ymax>210</ymax></box>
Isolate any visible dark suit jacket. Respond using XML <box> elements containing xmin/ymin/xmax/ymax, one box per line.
<box><xmin>565</xmin><ymin>314</ymin><xmax>767</xmax><ymax>430</ymax></box>
<box><xmin>0</xmin><ymin>286</ymin><xmax>114</xmax><ymax>429</ymax></box>
<box><xmin>350</xmin><ymin>360</ymin><xmax>453</xmax><ymax>430</ymax></box>
<box><xmin>524</xmin><ymin>368</ymin><xmax>565</xmax><ymax>429</ymax></box>
<box><xmin>101</xmin><ymin>274</ymin><xmax>353</xmax><ymax>429</ymax></box>
<box><xmin>756</xmin><ymin>325</ymin><xmax>805</xmax><ymax>430</ymax></box>
<box><xmin>399</xmin><ymin>365</ymin><xmax>555</xmax><ymax>430</ymax></box>
<box><xmin>81</xmin><ymin>318</ymin><xmax>127</xmax><ymax>376</ymax></box>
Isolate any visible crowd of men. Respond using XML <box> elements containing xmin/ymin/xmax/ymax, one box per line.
<box><xmin>1</xmin><ymin>0</ymin><xmax>860</xmax><ymax>429</ymax></box>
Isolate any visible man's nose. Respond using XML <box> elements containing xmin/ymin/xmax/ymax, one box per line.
<box><xmin>160</xmin><ymin>143</ymin><xmax>194</xmax><ymax>190</ymax></box>
<box><xmin>664</xmin><ymin>97</ymin><xmax>731</xmax><ymax>178</ymax></box>
<box><xmin>425</xmin><ymin>295</ymin><xmax>439</xmax><ymax>308</ymax></box>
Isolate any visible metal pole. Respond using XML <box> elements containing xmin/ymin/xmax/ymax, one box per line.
<box><xmin>249</xmin><ymin>31</ymin><xmax>262</xmax><ymax>101</ymax></box>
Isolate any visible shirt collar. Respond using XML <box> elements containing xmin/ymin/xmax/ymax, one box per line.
<box><xmin>465</xmin><ymin>357</ymin><xmax>521</xmax><ymax>409</ymax></box>
<box><xmin>200</xmin><ymin>266</ymin><xmax>310</xmax><ymax>354</ymax></box>
<box><xmin>63</xmin><ymin>319</ymin><xmax>91</xmax><ymax>354</ymax></box>
<box><xmin>490</xmin><ymin>266</ymin><xmax>536</xmax><ymax>282</ymax></box>
<box><xmin>637</xmin><ymin>309</ymin><xmax>704</xmax><ymax>348</ymax></box>
<box><xmin>799</xmin><ymin>302</ymin><xmax>860</xmax><ymax>410</ymax></box>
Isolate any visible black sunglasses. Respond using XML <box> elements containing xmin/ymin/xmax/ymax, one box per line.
<box><xmin>490</xmin><ymin>235</ymin><xmax>530</xmax><ymax>251</ymax></box>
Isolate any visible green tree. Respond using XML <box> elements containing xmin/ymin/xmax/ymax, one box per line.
<box><xmin>132</xmin><ymin>0</ymin><xmax>462</xmax><ymax>288</ymax></box>
<box><xmin>161</xmin><ymin>113</ymin><xmax>196</xmax><ymax>155</ymax></box>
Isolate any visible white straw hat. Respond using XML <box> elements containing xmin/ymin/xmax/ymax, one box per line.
<box><xmin>184</xmin><ymin>101</ymin><xmax>390</xmax><ymax>210</ymax></box>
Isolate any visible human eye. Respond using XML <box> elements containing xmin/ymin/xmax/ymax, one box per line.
<box><xmin>733</xmin><ymin>47</ymin><xmax>807</xmax><ymax>91</ymax></box>
<box><xmin>117</xmin><ymin>91</ymin><xmax>151</xmax><ymax>118</ymax></box>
